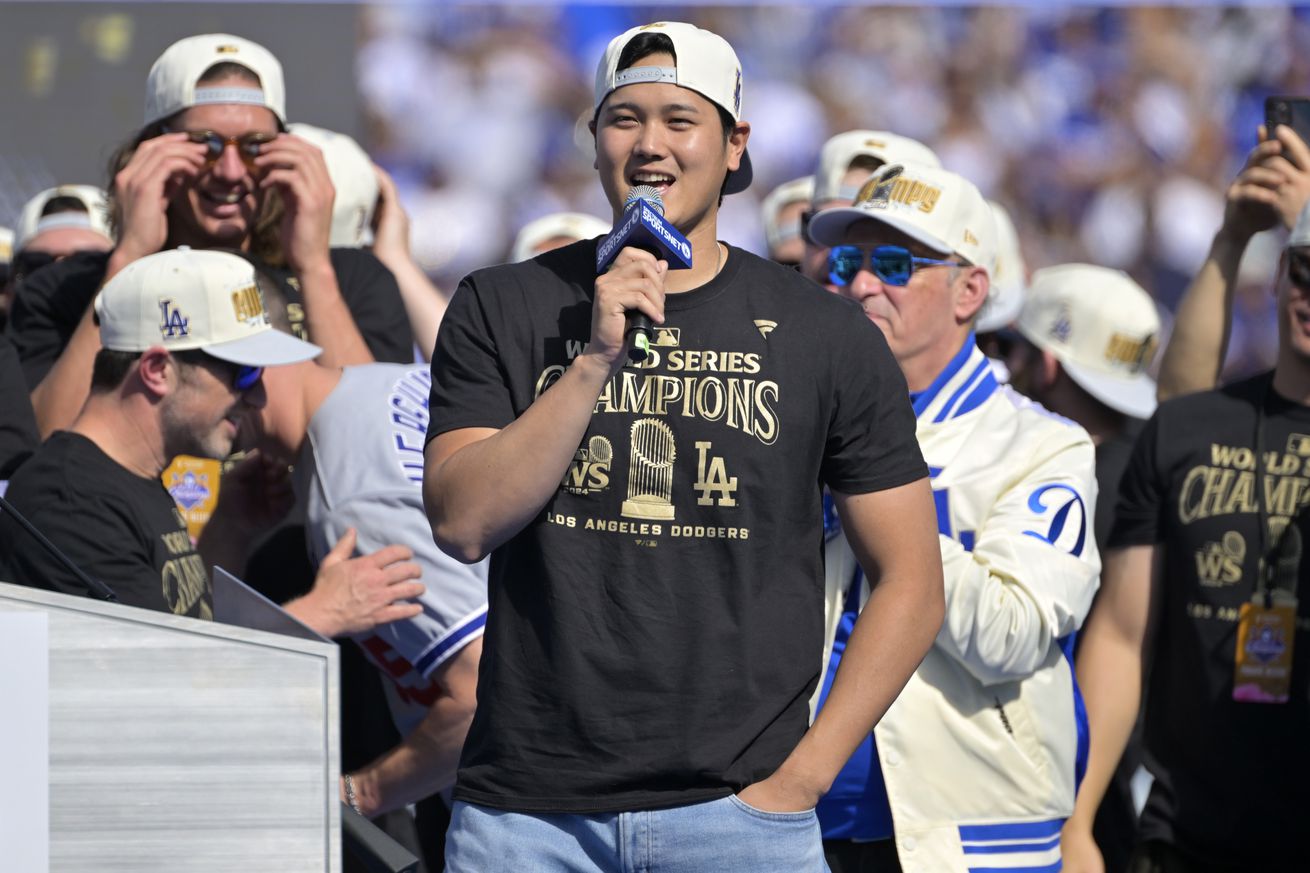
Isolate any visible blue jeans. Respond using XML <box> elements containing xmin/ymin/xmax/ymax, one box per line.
<box><xmin>445</xmin><ymin>794</ymin><xmax>831</xmax><ymax>872</ymax></box>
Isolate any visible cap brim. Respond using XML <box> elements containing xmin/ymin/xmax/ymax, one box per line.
<box><xmin>808</xmin><ymin>206</ymin><xmax>952</xmax><ymax>255</ymax></box>
<box><xmin>1062</xmin><ymin>360</ymin><xmax>1157</xmax><ymax>419</ymax></box>
<box><xmin>724</xmin><ymin>148</ymin><xmax>753</xmax><ymax>195</ymax></box>
<box><xmin>205</xmin><ymin>327</ymin><xmax>321</xmax><ymax>367</ymax></box>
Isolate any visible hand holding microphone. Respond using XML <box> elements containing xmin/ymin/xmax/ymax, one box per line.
<box><xmin>595</xmin><ymin>186</ymin><xmax>693</xmax><ymax>362</ymax></box>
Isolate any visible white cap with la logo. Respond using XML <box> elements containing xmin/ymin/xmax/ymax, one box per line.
<box><xmin>94</xmin><ymin>248</ymin><xmax>320</xmax><ymax>367</ymax></box>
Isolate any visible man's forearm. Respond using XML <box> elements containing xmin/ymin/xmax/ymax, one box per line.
<box><xmin>771</xmin><ymin>482</ymin><xmax>944</xmax><ymax>799</ymax></box>
<box><xmin>425</xmin><ymin>353</ymin><xmax>614</xmax><ymax>562</ymax></box>
<box><xmin>1064</xmin><ymin>611</ymin><xmax>1144</xmax><ymax>834</ymax></box>
<box><xmin>298</xmin><ymin>261</ymin><xmax>373</xmax><ymax>367</ymax></box>
<box><xmin>348</xmin><ymin>688</ymin><xmax>475</xmax><ymax>817</ymax></box>
<box><xmin>377</xmin><ymin>252</ymin><xmax>447</xmax><ymax>362</ymax></box>
<box><xmin>785</xmin><ymin>566</ymin><xmax>940</xmax><ymax>793</ymax></box>
<box><xmin>1157</xmin><ymin>230</ymin><xmax>1250</xmax><ymax>401</ymax></box>
<box><xmin>31</xmin><ymin>306</ymin><xmax>100</xmax><ymax>437</ymax></box>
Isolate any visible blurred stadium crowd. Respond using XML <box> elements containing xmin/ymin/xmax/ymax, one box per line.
<box><xmin>358</xmin><ymin>4</ymin><xmax>1310</xmax><ymax>381</ymax></box>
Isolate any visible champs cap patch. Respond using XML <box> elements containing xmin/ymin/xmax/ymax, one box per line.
<box><xmin>229</xmin><ymin>282</ymin><xmax>267</xmax><ymax>327</ymax></box>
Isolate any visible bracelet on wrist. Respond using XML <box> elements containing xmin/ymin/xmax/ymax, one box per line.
<box><xmin>344</xmin><ymin>773</ymin><xmax>362</xmax><ymax>814</ymax></box>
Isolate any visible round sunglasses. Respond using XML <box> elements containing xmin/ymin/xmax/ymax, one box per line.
<box><xmin>172</xmin><ymin>129</ymin><xmax>276</xmax><ymax>170</ymax></box>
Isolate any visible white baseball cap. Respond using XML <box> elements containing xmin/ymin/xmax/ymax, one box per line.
<box><xmin>14</xmin><ymin>185</ymin><xmax>114</xmax><ymax>254</ymax></box>
<box><xmin>95</xmin><ymin>248</ymin><xmax>320</xmax><ymax>366</ymax></box>
<box><xmin>762</xmin><ymin>176</ymin><xmax>814</xmax><ymax>252</ymax></box>
<box><xmin>594</xmin><ymin>21</ymin><xmax>752</xmax><ymax>195</ymax></box>
<box><xmin>976</xmin><ymin>200</ymin><xmax>1027</xmax><ymax>333</ymax></box>
<box><xmin>288</xmin><ymin>123</ymin><xmax>379</xmax><ymax>248</ymax></box>
<box><xmin>144</xmin><ymin>34</ymin><xmax>286</xmax><ymax>126</ymax></box>
<box><xmin>0</xmin><ymin>227</ymin><xmax>12</xmax><ymax>265</ymax></box>
<box><xmin>511</xmin><ymin>212</ymin><xmax>611</xmax><ymax>263</ymax></box>
<box><xmin>808</xmin><ymin>161</ymin><xmax>997</xmax><ymax>273</ymax></box>
<box><xmin>1016</xmin><ymin>263</ymin><xmax>1160</xmax><ymax>419</ymax></box>
<box><xmin>811</xmin><ymin>130</ymin><xmax>941</xmax><ymax>207</ymax></box>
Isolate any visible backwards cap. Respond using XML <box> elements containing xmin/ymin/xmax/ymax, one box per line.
<box><xmin>594</xmin><ymin>21</ymin><xmax>752</xmax><ymax>195</ymax></box>
<box><xmin>144</xmin><ymin>34</ymin><xmax>285</xmax><ymax>126</ymax></box>
<box><xmin>811</xmin><ymin>130</ymin><xmax>941</xmax><ymax>207</ymax></box>
<box><xmin>14</xmin><ymin>185</ymin><xmax>114</xmax><ymax>253</ymax></box>
<box><xmin>808</xmin><ymin>161</ymin><xmax>997</xmax><ymax>274</ymax></box>
<box><xmin>95</xmin><ymin>248</ymin><xmax>319</xmax><ymax>367</ymax></box>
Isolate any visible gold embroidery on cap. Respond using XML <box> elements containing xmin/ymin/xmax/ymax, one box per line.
<box><xmin>864</xmin><ymin>139</ymin><xmax>887</xmax><ymax>149</ymax></box>
<box><xmin>963</xmin><ymin>229</ymin><xmax>979</xmax><ymax>246</ymax></box>
<box><xmin>1104</xmin><ymin>332</ymin><xmax>1158</xmax><ymax>371</ymax></box>
<box><xmin>230</xmin><ymin>284</ymin><xmax>265</xmax><ymax>325</ymax></box>
<box><xmin>216</xmin><ymin>45</ymin><xmax>240</xmax><ymax>54</ymax></box>
<box><xmin>856</xmin><ymin>168</ymin><xmax>941</xmax><ymax>214</ymax></box>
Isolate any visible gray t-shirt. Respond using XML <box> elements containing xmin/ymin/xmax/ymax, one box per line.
<box><xmin>304</xmin><ymin>364</ymin><xmax>488</xmax><ymax>736</ymax></box>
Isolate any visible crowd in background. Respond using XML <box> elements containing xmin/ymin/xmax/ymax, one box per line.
<box><xmin>356</xmin><ymin>4</ymin><xmax>1310</xmax><ymax>380</ymax></box>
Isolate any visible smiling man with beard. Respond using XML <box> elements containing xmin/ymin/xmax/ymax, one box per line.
<box><xmin>6</xmin><ymin>33</ymin><xmax>412</xmax><ymax>437</ymax></box>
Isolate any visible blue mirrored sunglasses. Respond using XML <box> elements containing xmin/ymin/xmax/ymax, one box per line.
<box><xmin>233</xmin><ymin>365</ymin><xmax>264</xmax><ymax>392</ymax></box>
<box><xmin>826</xmin><ymin>244</ymin><xmax>958</xmax><ymax>287</ymax></box>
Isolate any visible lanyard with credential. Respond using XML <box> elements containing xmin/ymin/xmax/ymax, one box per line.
<box><xmin>1235</xmin><ymin>374</ymin><xmax>1300</xmax><ymax>703</ymax></box>
<box><xmin>1253</xmin><ymin>375</ymin><xmax>1303</xmax><ymax>603</ymax></box>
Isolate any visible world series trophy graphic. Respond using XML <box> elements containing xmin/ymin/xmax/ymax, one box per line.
<box><xmin>588</xmin><ymin>434</ymin><xmax>613</xmax><ymax>470</ymax></box>
<box><xmin>621</xmin><ymin>419</ymin><xmax>677</xmax><ymax>520</ymax></box>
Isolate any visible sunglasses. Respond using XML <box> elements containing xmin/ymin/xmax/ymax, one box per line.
<box><xmin>826</xmin><ymin>245</ymin><xmax>959</xmax><ymax>287</ymax></box>
<box><xmin>1289</xmin><ymin>249</ymin><xmax>1310</xmax><ymax>289</ymax></box>
<box><xmin>175</xmin><ymin>129</ymin><xmax>276</xmax><ymax>169</ymax></box>
<box><xmin>173</xmin><ymin>350</ymin><xmax>263</xmax><ymax>392</ymax></box>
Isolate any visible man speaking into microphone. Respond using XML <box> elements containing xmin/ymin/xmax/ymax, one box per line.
<box><xmin>423</xmin><ymin>21</ymin><xmax>943</xmax><ymax>872</ymax></box>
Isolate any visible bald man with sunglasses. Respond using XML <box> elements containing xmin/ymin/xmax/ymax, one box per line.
<box><xmin>7</xmin><ymin>33</ymin><xmax>412</xmax><ymax>438</ymax></box>
<box><xmin>806</xmin><ymin>162</ymin><xmax>1101</xmax><ymax>873</ymax></box>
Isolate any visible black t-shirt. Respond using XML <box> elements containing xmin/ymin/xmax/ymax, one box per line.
<box><xmin>1110</xmin><ymin>373</ymin><xmax>1310</xmax><ymax>864</ymax></box>
<box><xmin>6</xmin><ymin>247</ymin><xmax>413</xmax><ymax>389</ymax></box>
<box><xmin>0</xmin><ymin>332</ymin><xmax>39</xmax><ymax>478</ymax></box>
<box><xmin>427</xmin><ymin>240</ymin><xmax>926</xmax><ymax>813</ymax></box>
<box><xmin>0</xmin><ymin>431</ymin><xmax>212</xmax><ymax>617</ymax></box>
<box><xmin>1093</xmin><ymin>420</ymin><xmax>1140</xmax><ymax>550</ymax></box>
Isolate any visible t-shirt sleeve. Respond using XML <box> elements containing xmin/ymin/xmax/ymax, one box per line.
<box><xmin>820</xmin><ymin>311</ymin><xmax>927</xmax><ymax>494</ymax></box>
<box><xmin>331</xmin><ymin>248</ymin><xmax>415</xmax><ymax>364</ymax></box>
<box><xmin>0</xmin><ymin>334</ymin><xmax>39</xmax><ymax>478</ymax></box>
<box><xmin>1108</xmin><ymin>408</ymin><xmax>1165</xmax><ymax>548</ymax></box>
<box><xmin>309</xmin><ymin>492</ymin><xmax>488</xmax><ymax>677</ymax></box>
<box><xmin>5</xmin><ymin>253</ymin><xmax>105</xmax><ymax>389</ymax></box>
<box><xmin>426</xmin><ymin>275</ymin><xmax>518</xmax><ymax>443</ymax></box>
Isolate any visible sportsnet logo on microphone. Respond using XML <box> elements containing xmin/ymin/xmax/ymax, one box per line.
<box><xmin>595</xmin><ymin>186</ymin><xmax>694</xmax><ymax>273</ymax></box>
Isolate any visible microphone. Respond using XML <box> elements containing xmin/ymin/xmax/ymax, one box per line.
<box><xmin>0</xmin><ymin>493</ymin><xmax>119</xmax><ymax>603</ymax></box>
<box><xmin>595</xmin><ymin>185</ymin><xmax>693</xmax><ymax>362</ymax></box>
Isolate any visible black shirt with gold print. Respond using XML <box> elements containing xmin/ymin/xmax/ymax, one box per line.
<box><xmin>0</xmin><ymin>431</ymin><xmax>211</xmax><ymax>618</ymax></box>
<box><xmin>1111</xmin><ymin>372</ymin><xmax>1309</xmax><ymax>865</ymax></box>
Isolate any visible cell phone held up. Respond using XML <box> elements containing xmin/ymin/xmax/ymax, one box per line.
<box><xmin>1265</xmin><ymin>96</ymin><xmax>1310</xmax><ymax>145</ymax></box>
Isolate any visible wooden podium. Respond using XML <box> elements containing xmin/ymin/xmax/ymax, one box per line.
<box><xmin>0</xmin><ymin>580</ymin><xmax>340</xmax><ymax>872</ymax></box>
